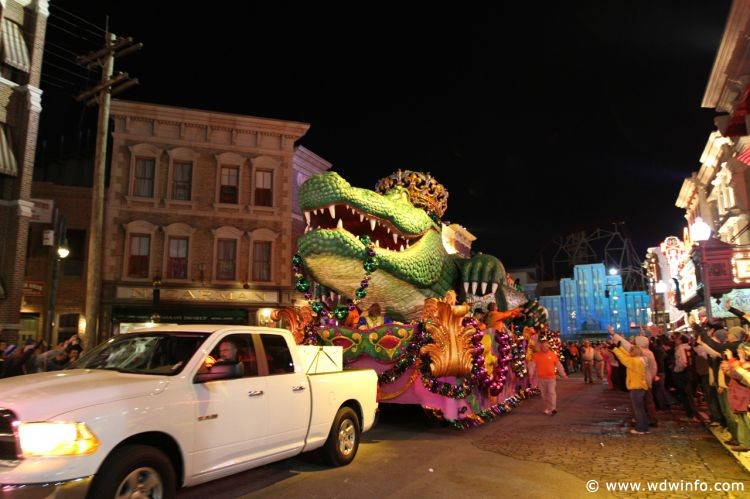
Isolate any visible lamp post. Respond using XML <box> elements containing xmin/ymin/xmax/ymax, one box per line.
<box><xmin>44</xmin><ymin>216</ymin><xmax>69</xmax><ymax>346</ymax></box>
<box><xmin>690</xmin><ymin>217</ymin><xmax>713</xmax><ymax>320</ymax></box>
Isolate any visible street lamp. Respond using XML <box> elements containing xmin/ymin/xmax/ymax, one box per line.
<box><xmin>44</xmin><ymin>218</ymin><xmax>69</xmax><ymax>346</ymax></box>
<box><xmin>690</xmin><ymin>216</ymin><xmax>714</xmax><ymax>320</ymax></box>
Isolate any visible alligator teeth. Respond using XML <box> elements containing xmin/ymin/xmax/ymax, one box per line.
<box><xmin>399</xmin><ymin>244</ymin><xmax>405</xmax><ymax>252</ymax></box>
<box><xmin>471</xmin><ymin>281</ymin><xmax>478</xmax><ymax>295</ymax></box>
<box><xmin>370</xmin><ymin>218</ymin><xmax>377</xmax><ymax>231</ymax></box>
<box><xmin>359</xmin><ymin>214</ymin><xmax>364</xmax><ymax>223</ymax></box>
<box><xmin>463</xmin><ymin>282</ymin><xmax>469</xmax><ymax>293</ymax></box>
<box><xmin>481</xmin><ymin>282</ymin><xmax>488</xmax><ymax>295</ymax></box>
<box><xmin>491</xmin><ymin>282</ymin><xmax>498</xmax><ymax>295</ymax></box>
<box><xmin>375</xmin><ymin>240</ymin><xmax>380</xmax><ymax>247</ymax></box>
<box><xmin>337</xmin><ymin>218</ymin><xmax>343</xmax><ymax>229</ymax></box>
<box><xmin>329</xmin><ymin>205</ymin><xmax>336</xmax><ymax>219</ymax></box>
<box><xmin>405</xmin><ymin>239</ymin><xmax>410</xmax><ymax>248</ymax></box>
<box><xmin>386</xmin><ymin>227</ymin><xmax>391</xmax><ymax>234</ymax></box>
<box><xmin>392</xmin><ymin>233</ymin><xmax>398</xmax><ymax>245</ymax></box>
<box><xmin>304</xmin><ymin>211</ymin><xmax>311</xmax><ymax>225</ymax></box>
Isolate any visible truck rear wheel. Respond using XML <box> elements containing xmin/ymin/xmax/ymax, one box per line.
<box><xmin>323</xmin><ymin>406</ymin><xmax>360</xmax><ymax>466</ymax></box>
<box><xmin>89</xmin><ymin>444</ymin><xmax>176</xmax><ymax>499</ymax></box>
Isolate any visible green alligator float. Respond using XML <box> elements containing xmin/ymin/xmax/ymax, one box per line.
<box><xmin>296</xmin><ymin>170</ymin><xmax>529</xmax><ymax>321</ymax></box>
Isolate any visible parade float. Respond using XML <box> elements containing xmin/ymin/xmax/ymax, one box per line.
<box><xmin>275</xmin><ymin>170</ymin><xmax>562</xmax><ymax>428</ymax></box>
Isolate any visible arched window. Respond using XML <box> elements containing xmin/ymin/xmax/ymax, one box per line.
<box><xmin>166</xmin><ymin>147</ymin><xmax>198</xmax><ymax>204</ymax></box>
<box><xmin>215</xmin><ymin>152</ymin><xmax>247</xmax><ymax>206</ymax></box>
<box><xmin>122</xmin><ymin>220</ymin><xmax>158</xmax><ymax>280</ymax></box>
<box><xmin>212</xmin><ymin>226</ymin><xmax>244</xmax><ymax>281</ymax></box>
<box><xmin>251</xmin><ymin>156</ymin><xmax>281</xmax><ymax>208</ymax></box>
<box><xmin>249</xmin><ymin>227</ymin><xmax>279</xmax><ymax>283</ymax></box>
<box><xmin>127</xmin><ymin>144</ymin><xmax>163</xmax><ymax>200</ymax></box>
<box><xmin>163</xmin><ymin>223</ymin><xmax>196</xmax><ymax>281</ymax></box>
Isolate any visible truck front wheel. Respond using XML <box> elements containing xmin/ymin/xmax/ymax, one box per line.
<box><xmin>89</xmin><ymin>444</ymin><xmax>176</xmax><ymax>499</ymax></box>
<box><xmin>323</xmin><ymin>406</ymin><xmax>360</xmax><ymax>466</ymax></box>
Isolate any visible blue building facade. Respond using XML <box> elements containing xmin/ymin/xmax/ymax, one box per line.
<box><xmin>539</xmin><ymin>263</ymin><xmax>650</xmax><ymax>338</ymax></box>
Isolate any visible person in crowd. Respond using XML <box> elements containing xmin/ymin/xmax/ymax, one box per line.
<box><xmin>484</xmin><ymin>302</ymin><xmax>503</xmax><ymax>330</ymax></box>
<box><xmin>1</xmin><ymin>339</ymin><xmax>43</xmax><ymax>378</ymax></box>
<box><xmin>594</xmin><ymin>342</ymin><xmax>606</xmax><ymax>382</ymax></box>
<box><xmin>611</xmin><ymin>341</ymin><xmax>651</xmax><ymax>435</ymax></box>
<box><xmin>343</xmin><ymin>299</ymin><xmax>361</xmax><ymax>328</ymax></box>
<box><xmin>581</xmin><ymin>340</ymin><xmax>595</xmax><ymax>384</ymax></box>
<box><xmin>672</xmin><ymin>333</ymin><xmax>699</xmax><ymax>422</ymax></box>
<box><xmin>651</xmin><ymin>337</ymin><xmax>671</xmax><ymax>411</ymax></box>
<box><xmin>472</xmin><ymin>308</ymin><xmax>487</xmax><ymax>331</ymax></box>
<box><xmin>725</xmin><ymin>298</ymin><xmax>750</xmax><ymax>327</ymax></box>
<box><xmin>358</xmin><ymin>303</ymin><xmax>392</xmax><ymax>329</ymax></box>
<box><xmin>67</xmin><ymin>347</ymin><xmax>80</xmax><ymax>364</ymax></box>
<box><xmin>721</xmin><ymin>343</ymin><xmax>750</xmax><ymax>452</ymax></box>
<box><xmin>531</xmin><ymin>339</ymin><xmax>568</xmax><ymax>416</ymax></box>
<box><xmin>698</xmin><ymin>317</ymin><xmax>745</xmax><ymax>434</ymax></box>
<box><xmin>567</xmin><ymin>342</ymin><xmax>579</xmax><ymax>374</ymax></box>
<box><xmin>610</xmin><ymin>326</ymin><xmax>658</xmax><ymax>427</ymax></box>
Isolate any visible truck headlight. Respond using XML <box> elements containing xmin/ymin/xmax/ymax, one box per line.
<box><xmin>18</xmin><ymin>422</ymin><xmax>100</xmax><ymax>457</ymax></box>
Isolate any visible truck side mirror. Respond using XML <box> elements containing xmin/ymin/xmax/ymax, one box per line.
<box><xmin>194</xmin><ymin>360</ymin><xmax>244</xmax><ymax>383</ymax></box>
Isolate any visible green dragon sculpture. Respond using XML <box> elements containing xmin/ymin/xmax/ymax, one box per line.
<box><xmin>296</xmin><ymin>170</ymin><xmax>528</xmax><ymax>322</ymax></box>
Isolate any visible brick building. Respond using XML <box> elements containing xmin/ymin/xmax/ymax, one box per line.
<box><xmin>21</xmin><ymin>181</ymin><xmax>91</xmax><ymax>343</ymax></box>
<box><xmin>98</xmin><ymin>100</ymin><xmax>329</xmax><ymax>339</ymax></box>
<box><xmin>0</xmin><ymin>0</ymin><xmax>48</xmax><ymax>343</ymax></box>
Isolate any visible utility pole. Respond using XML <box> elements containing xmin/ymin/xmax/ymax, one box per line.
<box><xmin>76</xmin><ymin>32</ymin><xmax>141</xmax><ymax>350</ymax></box>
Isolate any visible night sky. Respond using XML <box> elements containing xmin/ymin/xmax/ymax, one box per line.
<box><xmin>39</xmin><ymin>1</ymin><xmax>732</xmax><ymax>271</ymax></box>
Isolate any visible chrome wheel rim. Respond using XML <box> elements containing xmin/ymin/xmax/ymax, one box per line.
<box><xmin>338</xmin><ymin>418</ymin><xmax>356</xmax><ymax>456</ymax></box>
<box><xmin>115</xmin><ymin>466</ymin><xmax>163</xmax><ymax>499</ymax></box>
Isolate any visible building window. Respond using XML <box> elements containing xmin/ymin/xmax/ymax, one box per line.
<box><xmin>128</xmin><ymin>234</ymin><xmax>150</xmax><ymax>278</ymax></box>
<box><xmin>167</xmin><ymin>237</ymin><xmax>188</xmax><ymax>279</ymax></box>
<box><xmin>219</xmin><ymin>166</ymin><xmax>239</xmax><ymax>204</ymax></box>
<box><xmin>254</xmin><ymin>170</ymin><xmax>273</xmax><ymax>207</ymax></box>
<box><xmin>134</xmin><ymin>158</ymin><xmax>155</xmax><ymax>197</ymax></box>
<box><xmin>216</xmin><ymin>239</ymin><xmax>236</xmax><ymax>280</ymax></box>
<box><xmin>172</xmin><ymin>161</ymin><xmax>192</xmax><ymax>201</ymax></box>
<box><xmin>252</xmin><ymin>241</ymin><xmax>272</xmax><ymax>282</ymax></box>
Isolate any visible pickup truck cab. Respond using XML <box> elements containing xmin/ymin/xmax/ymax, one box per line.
<box><xmin>0</xmin><ymin>325</ymin><xmax>378</xmax><ymax>498</ymax></box>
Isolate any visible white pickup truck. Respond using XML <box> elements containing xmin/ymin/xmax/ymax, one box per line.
<box><xmin>0</xmin><ymin>325</ymin><xmax>379</xmax><ymax>498</ymax></box>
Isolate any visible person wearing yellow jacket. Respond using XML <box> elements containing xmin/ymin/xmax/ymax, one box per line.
<box><xmin>612</xmin><ymin>343</ymin><xmax>650</xmax><ymax>435</ymax></box>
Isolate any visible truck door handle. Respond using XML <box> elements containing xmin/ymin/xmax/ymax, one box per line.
<box><xmin>292</xmin><ymin>385</ymin><xmax>306</xmax><ymax>392</ymax></box>
<box><xmin>248</xmin><ymin>390</ymin><xmax>264</xmax><ymax>397</ymax></box>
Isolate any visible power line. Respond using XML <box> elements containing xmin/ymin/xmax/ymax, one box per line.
<box><xmin>50</xmin><ymin>5</ymin><xmax>106</xmax><ymax>34</ymax></box>
<box><xmin>48</xmin><ymin>7</ymin><xmax>105</xmax><ymax>41</ymax></box>
<box><xmin>46</xmin><ymin>20</ymin><xmax>99</xmax><ymax>44</ymax></box>
<box><xmin>42</xmin><ymin>59</ymin><xmax>92</xmax><ymax>81</ymax></box>
<box><xmin>46</xmin><ymin>40</ymin><xmax>89</xmax><ymax>58</ymax></box>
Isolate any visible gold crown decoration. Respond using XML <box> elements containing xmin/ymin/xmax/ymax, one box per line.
<box><xmin>375</xmin><ymin>169</ymin><xmax>449</xmax><ymax>219</ymax></box>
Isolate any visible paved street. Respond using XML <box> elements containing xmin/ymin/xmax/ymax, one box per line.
<box><xmin>178</xmin><ymin>374</ymin><xmax>750</xmax><ymax>498</ymax></box>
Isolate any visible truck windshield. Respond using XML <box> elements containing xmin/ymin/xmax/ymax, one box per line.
<box><xmin>70</xmin><ymin>332</ymin><xmax>209</xmax><ymax>375</ymax></box>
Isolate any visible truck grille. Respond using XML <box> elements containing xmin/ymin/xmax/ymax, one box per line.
<box><xmin>0</xmin><ymin>409</ymin><xmax>20</xmax><ymax>462</ymax></box>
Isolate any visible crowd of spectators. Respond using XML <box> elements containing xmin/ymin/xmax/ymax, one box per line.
<box><xmin>0</xmin><ymin>334</ymin><xmax>83</xmax><ymax>378</ymax></box>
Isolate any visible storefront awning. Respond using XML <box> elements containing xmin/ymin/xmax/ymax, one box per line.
<box><xmin>737</xmin><ymin>145</ymin><xmax>750</xmax><ymax>166</ymax></box>
<box><xmin>0</xmin><ymin>125</ymin><xmax>18</xmax><ymax>177</ymax></box>
<box><xmin>1</xmin><ymin>19</ymin><xmax>30</xmax><ymax>72</ymax></box>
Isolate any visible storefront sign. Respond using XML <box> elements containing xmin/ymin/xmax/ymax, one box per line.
<box><xmin>30</xmin><ymin>199</ymin><xmax>54</xmax><ymax>224</ymax></box>
<box><xmin>678</xmin><ymin>259</ymin><xmax>698</xmax><ymax>303</ymax></box>
<box><xmin>735</xmin><ymin>257</ymin><xmax>750</xmax><ymax>280</ymax></box>
<box><xmin>22</xmin><ymin>280</ymin><xmax>45</xmax><ymax>296</ymax></box>
<box><xmin>112</xmin><ymin>307</ymin><xmax>248</xmax><ymax>324</ymax></box>
<box><xmin>116</xmin><ymin>286</ymin><xmax>279</xmax><ymax>304</ymax></box>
